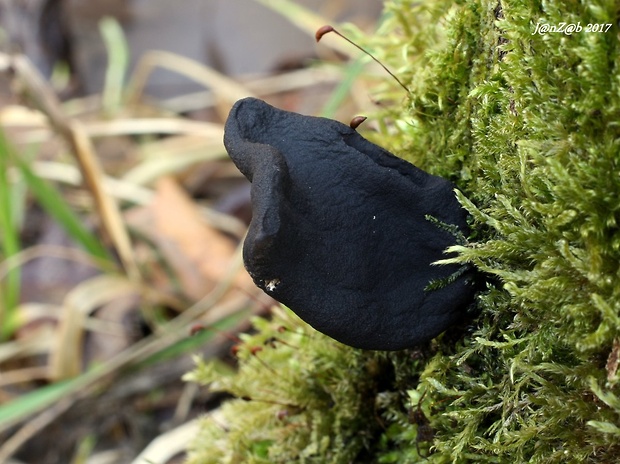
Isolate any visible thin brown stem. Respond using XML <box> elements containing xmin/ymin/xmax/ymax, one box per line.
<box><xmin>316</xmin><ymin>25</ymin><xmax>410</xmax><ymax>94</ymax></box>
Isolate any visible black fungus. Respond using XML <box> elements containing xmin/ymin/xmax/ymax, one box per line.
<box><xmin>224</xmin><ymin>97</ymin><xmax>476</xmax><ymax>350</ymax></box>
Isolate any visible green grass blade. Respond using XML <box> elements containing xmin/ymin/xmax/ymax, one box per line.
<box><xmin>0</xmin><ymin>378</ymin><xmax>77</xmax><ymax>427</ymax></box>
<box><xmin>135</xmin><ymin>309</ymin><xmax>250</xmax><ymax>369</ymax></box>
<box><xmin>319</xmin><ymin>58</ymin><xmax>366</xmax><ymax>119</ymax></box>
<box><xmin>0</xmin><ymin>309</ymin><xmax>248</xmax><ymax>432</ymax></box>
<box><xmin>100</xmin><ymin>16</ymin><xmax>130</xmax><ymax>115</ymax></box>
<box><xmin>0</xmin><ymin>134</ymin><xmax>21</xmax><ymax>339</ymax></box>
<box><xmin>16</xmin><ymin>158</ymin><xmax>111</xmax><ymax>261</ymax></box>
<box><xmin>2</xmin><ymin>138</ymin><xmax>112</xmax><ymax>263</ymax></box>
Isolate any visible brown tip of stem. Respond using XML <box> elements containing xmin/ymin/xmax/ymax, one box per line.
<box><xmin>315</xmin><ymin>25</ymin><xmax>334</xmax><ymax>42</ymax></box>
<box><xmin>349</xmin><ymin>115</ymin><xmax>367</xmax><ymax>130</ymax></box>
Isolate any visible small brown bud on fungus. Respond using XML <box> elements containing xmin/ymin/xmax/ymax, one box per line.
<box><xmin>349</xmin><ymin>115</ymin><xmax>367</xmax><ymax>130</ymax></box>
<box><xmin>224</xmin><ymin>97</ymin><xmax>477</xmax><ymax>350</ymax></box>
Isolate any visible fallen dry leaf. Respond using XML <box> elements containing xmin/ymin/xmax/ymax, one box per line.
<box><xmin>49</xmin><ymin>274</ymin><xmax>140</xmax><ymax>380</ymax></box>
<box><xmin>127</xmin><ymin>176</ymin><xmax>254</xmax><ymax>302</ymax></box>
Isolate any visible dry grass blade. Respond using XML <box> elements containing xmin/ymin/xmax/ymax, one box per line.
<box><xmin>32</xmin><ymin>161</ymin><xmax>154</xmax><ymax>205</ymax></box>
<box><xmin>0</xmin><ymin>105</ymin><xmax>48</xmax><ymax>127</ymax></box>
<box><xmin>127</xmin><ymin>50</ymin><xmax>254</xmax><ymax>113</ymax></box>
<box><xmin>0</xmin><ymin>396</ymin><xmax>75</xmax><ymax>463</ymax></box>
<box><xmin>0</xmin><ymin>367</ymin><xmax>49</xmax><ymax>387</ymax></box>
<box><xmin>254</xmin><ymin>0</ymin><xmax>354</xmax><ymax>56</ymax></box>
<box><xmin>0</xmin><ymin>333</ymin><xmax>52</xmax><ymax>365</ymax></box>
<box><xmin>0</xmin><ymin>295</ymin><xmax>255</xmax><ymax>460</ymax></box>
<box><xmin>122</xmin><ymin>136</ymin><xmax>226</xmax><ymax>185</ymax></box>
<box><xmin>247</xmin><ymin>67</ymin><xmax>343</xmax><ymax>95</ymax></box>
<box><xmin>67</xmin><ymin>123</ymin><xmax>140</xmax><ymax>279</ymax></box>
<box><xmin>1</xmin><ymin>53</ymin><xmax>140</xmax><ymax>281</ymax></box>
<box><xmin>83</xmin><ymin>118</ymin><xmax>224</xmax><ymax>138</ymax></box>
<box><xmin>0</xmin><ymin>244</ymin><xmax>111</xmax><ymax>284</ymax></box>
<box><xmin>130</xmin><ymin>419</ymin><xmax>200</xmax><ymax>464</ymax></box>
<box><xmin>0</xmin><ymin>241</ymin><xmax>254</xmax><ymax>453</ymax></box>
<box><xmin>49</xmin><ymin>274</ymin><xmax>140</xmax><ymax>380</ymax></box>
<box><xmin>32</xmin><ymin>161</ymin><xmax>247</xmax><ymax>238</ymax></box>
<box><xmin>161</xmin><ymin>67</ymin><xmax>342</xmax><ymax>113</ymax></box>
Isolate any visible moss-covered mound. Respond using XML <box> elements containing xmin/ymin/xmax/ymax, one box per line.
<box><xmin>186</xmin><ymin>1</ymin><xmax>620</xmax><ymax>462</ymax></box>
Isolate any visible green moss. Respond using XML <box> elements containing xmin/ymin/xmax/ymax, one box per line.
<box><xmin>187</xmin><ymin>1</ymin><xmax>620</xmax><ymax>462</ymax></box>
<box><xmin>185</xmin><ymin>307</ymin><xmax>400</xmax><ymax>463</ymax></box>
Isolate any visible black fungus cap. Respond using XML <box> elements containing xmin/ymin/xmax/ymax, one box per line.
<box><xmin>224</xmin><ymin>97</ymin><xmax>476</xmax><ymax>350</ymax></box>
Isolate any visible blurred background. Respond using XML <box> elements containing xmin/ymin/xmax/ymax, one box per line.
<box><xmin>0</xmin><ymin>1</ymin><xmax>388</xmax><ymax>462</ymax></box>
